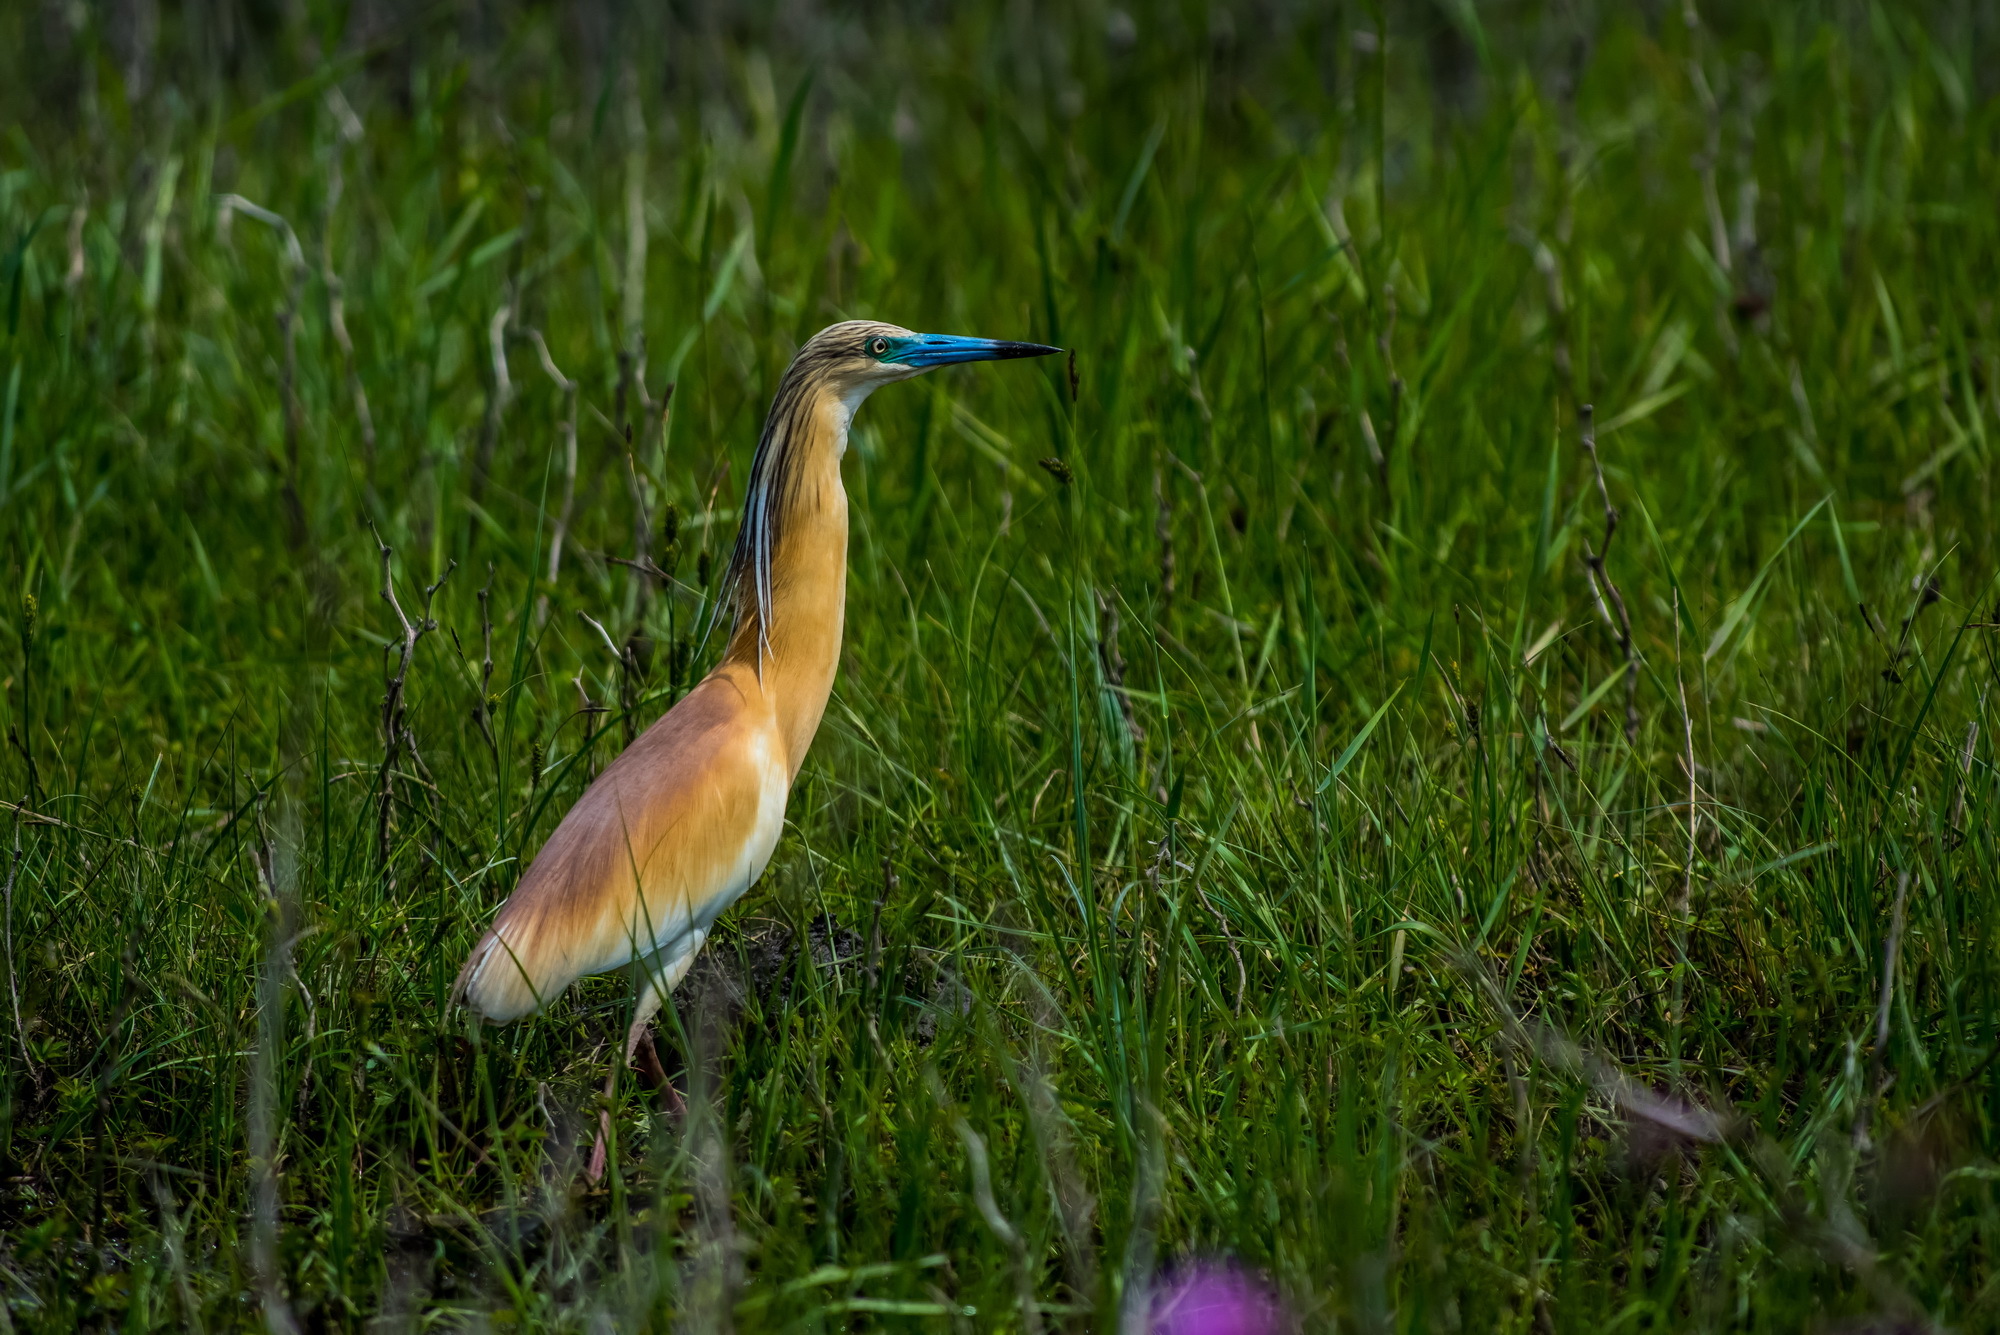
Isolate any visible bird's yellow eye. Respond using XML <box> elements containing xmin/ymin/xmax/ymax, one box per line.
<box><xmin>869</xmin><ymin>336</ymin><xmax>889</xmax><ymax>356</ymax></box>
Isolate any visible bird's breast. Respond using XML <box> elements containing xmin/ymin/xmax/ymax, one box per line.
<box><xmin>596</xmin><ymin>706</ymin><xmax>793</xmax><ymax>973</ymax></box>
<box><xmin>662</xmin><ymin>723</ymin><xmax>790</xmax><ymax>946</ymax></box>
<box><xmin>466</xmin><ymin>674</ymin><xmax>800</xmax><ymax>1011</ymax></box>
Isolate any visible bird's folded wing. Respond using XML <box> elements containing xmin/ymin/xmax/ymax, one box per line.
<box><xmin>457</xmin><ymin>676</ymin><xmax>788</xmax><ymax>1023</ymax></box>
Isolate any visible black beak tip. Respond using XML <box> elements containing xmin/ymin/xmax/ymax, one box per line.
<box><xmin>995</xmin><ymin>341</ymin><xmax>1064</xmax><ymax>360</ymax></box>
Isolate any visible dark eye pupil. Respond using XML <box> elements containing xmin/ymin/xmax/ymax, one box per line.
<box><xmin>871</xmin><ymin>338</ymin><xmax>887</xmax><ymax>354</ymax></box>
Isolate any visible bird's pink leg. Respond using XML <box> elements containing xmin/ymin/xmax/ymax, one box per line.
<box><xmin>631</xmin><ymin>1027</ymin><xmax>686</xmax><ymax>1114</ymax></box>
<box><xmin>585</xmin><ymin>1065</ymin><xmax>617</xmax><ymax>1184</ymax></box>
<box><xmin>626</xmin><ymin>944</ymin><xmax>698</xmax><ymax>1114</ymax></box>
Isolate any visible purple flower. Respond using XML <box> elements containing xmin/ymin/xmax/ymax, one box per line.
<box><xmin>1148</xmin><ymin>1261</ymin><xmax>1290</xmax><ymax>1335</ymax></box>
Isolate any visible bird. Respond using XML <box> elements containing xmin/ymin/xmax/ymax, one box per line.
<box><xmin>456</xmin><ymin>320</ymin><xmax>1058</xmax><ymax>1083</ymax></box>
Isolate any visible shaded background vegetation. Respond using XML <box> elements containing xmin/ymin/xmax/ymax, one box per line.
<box><xmin>3</xmin><ymin>0</ymin><xmax>2000</xmax><ymax>1328</ymax></box>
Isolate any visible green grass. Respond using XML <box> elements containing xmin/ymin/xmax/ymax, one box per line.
<box><xmin>3</xmin><ymin>2</ymin><xmax>2000</xmax><ymax>1329</ymax></box>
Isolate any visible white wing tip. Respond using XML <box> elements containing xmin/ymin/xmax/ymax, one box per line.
<box><xmin>457</xmin><ymin>928</ymin><xmax>545</xmax><ymax>1024</ymax></box>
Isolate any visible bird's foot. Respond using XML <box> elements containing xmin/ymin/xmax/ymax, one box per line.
<box><xmin>631</xmin><ymin>1027</ymin><xmax>688</xmax><ymax>1116</ymax></box>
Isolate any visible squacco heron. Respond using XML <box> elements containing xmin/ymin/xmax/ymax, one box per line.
<box><xmin>457</xmin><ymin>321</ymin><xmax>1057</xmax><ymax>1079</ymax></box>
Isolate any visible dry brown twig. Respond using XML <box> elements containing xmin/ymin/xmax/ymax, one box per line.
<box><xmin>578</xmin><ymin>609</ymin><xmax>646</xmax><ymax>742</ymax></box>
<box><xmin>469</xmin><ymin>304</ymin><xmax>514</xmax><ymax>513</ymax></box>
<box><xmin>370</xmin><ymin>526</ymin><xmax>453</xmax><ymax>880</ymax></box>
<box><xmin>1578</xmin><ymin>404</ymin><xmax>1641</xmax><ymax>742</ymax></box>
<box><xmin>473</xmin><ymin>565</ymin><xmax>498</xmax><ymax>757</ymax></box>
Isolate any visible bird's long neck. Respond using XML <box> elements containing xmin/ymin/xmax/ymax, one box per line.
<box><xmin>721</xmin><ymin>384</ymin><xmax>852</xmax><ymax>778</ymax></box>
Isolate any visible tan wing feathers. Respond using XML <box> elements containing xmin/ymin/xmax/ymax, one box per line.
<box><xmin>458</xmin><ymin>671</ymin><xmax>785</xmax><ymax>1023</ymax></box>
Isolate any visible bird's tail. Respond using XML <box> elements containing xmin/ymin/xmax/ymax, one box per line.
<box><xmin>455</xmin><ymin>923</ymin><xmax>550</xmax><ymax>1024</ymax></box>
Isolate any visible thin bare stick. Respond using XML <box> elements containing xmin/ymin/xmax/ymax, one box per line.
<box><xmin>488</xmin><ymin>305</ymin><xmax>513</xmax><ymax>407</ymax></box>
<box><xmin>1578</xmin><ymin>404</ymin><xmax>1641</xmax><ymax>742</ymax></box>
<box><xmin>370</xmin><ymin>526</ymin><xmax>452</xmax><ymax>881</ymax></box>
<box><xmin>572</xmin><ymin>605</ymin><xmax>642</xmax><ymax>742</ymax></box>
<box><xmin>473</xmin><ymin>565</ymin><xmax>497</xmax><ymax>758</ymax></box>
<box><xmin>578</xmin><ymin>610</ymin><xmax>621</xmax><ymax>664</ymax></box>
<box><xmin>601</xmin><ymin>553</ymin><xmax>675</xmax><ymax>583</ymax></box>
<box><xmin>470</xmin><ymin>304</ymin><xmax>512</xmax><ymax>511</ymax></box>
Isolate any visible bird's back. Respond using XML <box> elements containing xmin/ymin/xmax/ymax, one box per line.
<box><xmin>458</xmin><ymin>664</ymin><xmax>789</xmax><ymax>1023</ymax></box>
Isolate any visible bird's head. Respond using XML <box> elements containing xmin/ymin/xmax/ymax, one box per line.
<box><xmin>795</xmin><ymin>319</ymin><xmax>1060</xmax><ymax>410</ymax></box>
<box><xmin>728</xmin><ymin>318</ymin><xmax>1061</xmax><ymax>660</ymax></box>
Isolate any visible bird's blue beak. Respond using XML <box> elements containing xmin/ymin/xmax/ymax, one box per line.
<box><xmin>884</xmin><ymin>334</ymin><xmax>1062</xmax><ymax>368</ymax></box>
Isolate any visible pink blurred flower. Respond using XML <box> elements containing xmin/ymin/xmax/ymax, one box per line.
<box><xmin>1148</xmin><ymin>1261</ymin><xmax>1291</xmax><ymax>1335</ymax></box>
